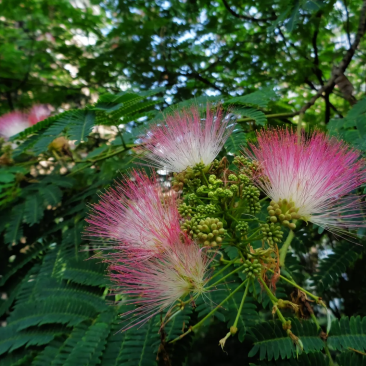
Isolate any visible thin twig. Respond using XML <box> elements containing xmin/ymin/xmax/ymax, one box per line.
<box><xmin>300</xmin><ymin>0</ymin><xmax>366</xmax><ymax>115</ymax></box>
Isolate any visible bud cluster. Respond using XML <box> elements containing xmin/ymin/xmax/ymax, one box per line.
<box><xmin>192</xmin><ymin>162</ymin><xmax>207</xmax><ymax>173</ymax></box>
<box><xmin>233</xmin><ymin>156</ymin><xmax>261</xmax><ymax>178</ymax></box>
<box><xmin>267</xmin><ymin>199</ymin><xmax>299</xmax><ymax>229</ymax></box>
<box><xmin>196</xmin><ymin>204</ymin><xmax>217</xmax><ymax>215</ymax></box>
<box><xmin>242</xmin><ymin>185</ymin><xmax>261</xmax><ymax>214</ymax></box>
<box><xmin>236</xmin><ymin>221</ymin><xmax>249</xmax><ymax>234</ymax></box>
<box><xmin>260</xmin><ymin>223</ymin><xmax>284</xmax><ymax>245</ymax></box>
<box><xmin>243</xmin><ymin>259</ymin><xmax>261</xmax><ymax>279</ymax></box>
<box><xmin>178</xmin><ymin>203</ymin><xmax>194</xmax><ymax>217</ymax></box>
<box><xmin>182</xmin><ymin>217</ymin><xmax>226</xmax><ymax>246</ymax></box>
<box><xmin>172</xmin><ymin>169</ymin><xmax>201</xmax><ymax>192</ymax></box>
<box><xmin>196</xmin><ymin>173</ymin><xmax>234</xmax><ymax>199</ymax></box>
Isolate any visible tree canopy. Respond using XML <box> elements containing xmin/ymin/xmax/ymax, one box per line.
<box><xmin>1</xmin><ymin>1</ymin><xmax>366</xmax><ymax>366</ymax></box>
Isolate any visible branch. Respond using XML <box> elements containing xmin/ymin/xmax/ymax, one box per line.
<box><xmin>304</xmin><ymin>78</ymin><xmax>344</xmax><ymax>117</ymax></box>
<box><xmin>311</xmin><ymin>12</ymin><xmax>324</xmax><ymax>86</ymax></box>
<box><xmin>5</xmin><ymin>91</ymin><xmax>14</xmax><ymax>110</ymax></box>
<box><xmin>221</xmin><ymin>0</ymin><xmax>275</xmax><ymax>22</ymax></box>
<box><xmin>182</xmin><ymin>62</ymin><xmax>225</xmax><ymax>93</ymax></box>
<box><xmin>343</xmin><ymin>0</ymin><xmax>352</xmax><ymax>48</ymax></box>
<box><xmin>192</xmin><ymin>72</ymin><xmax>224</xmax><ymax>92</ymax></box>
<box><xmin>300</xmin><ymin>0</ymin><xmax>366</xmax><ymax>114</ymax></box>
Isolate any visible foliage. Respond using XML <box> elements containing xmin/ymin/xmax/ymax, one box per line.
<box><xmin>1</xmin><ymin>1</ymin><xmax>366</xmax><ymax>365</ymax></box>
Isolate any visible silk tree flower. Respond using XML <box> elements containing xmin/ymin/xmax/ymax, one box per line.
<box><xmin>28</xmin><ymin>104</ymin><xmax>51</xmax><ymax>125</ymax></box>
<box><xmin>108</xmin><ymin>237</ymin><xmax>210</xmax><ymax>329</ymax></box>
<box><xmin>247</xmin><ymin>128</ymin><xmax>366</xmax><ymax>234</ymax></box>
<box><xmin>85</xmin><ymin>170</ymin><xmax>182</xmax><ymax>258</ymax></box>
<box><xmin>142</xmin><ymin>105</ymin><xmax>235</xmax><ymax>173</ymax></box>
<box><xmin>0</xmin><ymin>112</ymin><xmax>30</xmax><ymax>139</ymax></box>
<box><xmin>0</xmin><ymin>104</ymin><xmax>51</xmax><ymax>139</ymax></box>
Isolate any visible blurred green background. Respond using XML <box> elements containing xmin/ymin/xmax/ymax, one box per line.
<box><xmin>1</xmin><ymin>1</ymin><xmax>366</xmax><ymax>365</ymax></box>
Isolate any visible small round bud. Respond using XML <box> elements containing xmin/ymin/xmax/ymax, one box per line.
<box><xmin>288</xmin><ymin>223</ymin><xmax>296</xmax><ymax>230</ymax></box>
<box><xmin>230</xmin><ymin>326</ymin><xmax>238</xmax><ymax>335</ymax></box>
<box><xmin>270</xmin><ymin>216</ymin><xmax>277</xmax><ymax>223</ymax></box>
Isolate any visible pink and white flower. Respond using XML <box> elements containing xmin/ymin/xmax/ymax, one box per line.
<box><xmin>0</xmin><ymin>112</ymin><xmax>30</xmax><ymax>139</ymax></box>
<box><xmin>28</xmin><ymin>104</ymin><xmax>51</xmax><ymax>125</ymax></box>
<box><xmin>142</xmin><ymin>105</ymin><xmax>235</xmax><ymax>172</ymax></box>
<box><xmin>0</xmin><ymin>104</ymin><xmax>51</xmax><ymax>139</ymax></box>
<box><xmin>109</xmin><ymin>237</ymin><xmax>210</xmax><ymax>329</ymax></box>
<box><xmin>247</xmin><ymin>128</ymin><xmax>366</xmax><ymax>234</ymax></box>
<box><xmin>85</xmin><ymin>170</ymin><xmax>182</xmax><ymax>258</ymax></box>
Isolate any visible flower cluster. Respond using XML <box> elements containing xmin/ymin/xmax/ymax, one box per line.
<box><xmin>86</xmin><ymin>105</ymin><xmax>236</xmax><ymax>328</ymax></box>
<box><xmin>0</xmin><ymin>104</ymin><xmax>51</xmax><ymax>139</ymax></box>
<box><xmin>142</xmin><ymin>104</ymin><xmax>235</xmax><ymax>172</ymax></box>
<box><xmin>247</xmin><ymin>128</ymin><xmax>366</xmax><ymax>235</ymax></box>
<box><xmin>87</xmin><ymin>104</ymin><xmax>366</xmax><ymax>339</ymax></box>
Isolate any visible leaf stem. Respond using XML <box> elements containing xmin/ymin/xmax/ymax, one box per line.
<box><xmin>209</xmin><ymin>256</ymin><xmax>240</xmax><ymax>281</ymax></box>
<box><xmin>170</xmin><ymin>280</ymin><xmax>249</xmax><ymax>343</ymax></box>
<box><xmin>310</xmin><ymin>313</ymin><xmax>321</xmax><ymax>331</ymax></box>
<box><xmin>266</xmin><ymin>267</ymin><xmax>321</xmax><ymax>303</ymax></box>
<box><xmin>324</xmin><ymin>343</ymin><xmax>334</xmax><ymax>366</ymax></box>
<box><xmin>236</xmin><ymin>112</ymin><xmax>299</xmax><ymax>123</ymax></box>
<box><xmin>233</xmin><ymin>280</ymin><xmax>250</xmax><ymax>328</ymax></box>
<box><xmin>279</xmin><ymin>230</ymin><xmax>295</xmax><ymax>267</ymax></box>
<box><xmin>206</xmin><ymin>264</ymin><xmax>245</xmax><ymax>290</ymax></box>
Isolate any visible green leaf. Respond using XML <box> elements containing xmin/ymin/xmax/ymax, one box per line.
<box><xmin>235</xmin><ymin>107</ymin><xmax>267</xmax><ymax>126</ymax></box>
<box><xmin>0</xmin><ymin>242</ymin><xmax>46</xmax><ymax>287</ymax></box>
<box><xmin>42</xmin><ymin>323</ymin><xmax>90</xmax><ymax>365</ymax></box>
<box><xmin>10</xmin><ymin>110</ymin><xmax>78</xmax><ymax>140</ymax></box>
<box><xmin>0</xmin><ymin>172</ymin><xmax>15</xmax><ymax>183</ymax></box>
<box><xmin>311</xmin><ymin>242</ymin><xmax>362</xmax><ymax>293</ymax></box>
<box><xmin>40</xmin><ymin>185</ymin><xmax>62</xmax><ymax>206</ymax></box>
<box><xmin>7</xmin><ymin>298</ymin><xmax>98</xmax><ymax>331</ymax></box>
<box><xmin>249</xmin><ymin>319</ymin><xmax>323</xmax><ymax>360</ymax></box>
<box><xmin>225</xmin><ymin>129</ymin><xmax>246</xmax><ymax>153</ymax></box>
<box><xmin>250</xmin><ymin>352</ymin><xmax>328</xmax><ymax>365</ymax></box>
<box><xmin>40</xmin><ymin>175</ymin><xmax>76</xmax><ymax>188</ymax></box>
<box><xmin>225</xmin><ymin>88</ymin><xmax>277</xmax><ymax>109</ymax></box>
<box><xmin>336</xmin><ymin>350</ymin><xmax>366</xmax><ymax>366</ymax></box>
<box><xmin>286</xmin><ymin>0</ymin><xmax>300</xmax><ymax>33</ymax></box>
<box><xmin>0</xmin><ymin>324</ymin><xmax>65</xmax><ymax>355</ymax></box>
<box><xmin>304</xmin><ymin>0</ymin><xmax>325</xmax><ymax>12</ymax></box>
<box><xmin>4</xmin><ymin>203</ymin><xmax>24</xmax><ymax>245</ymax></box>
<box><xmin>328</xmin><ymin>316</ymin><xmax>366</xmax><ymax>352</ymax></box>
<box><xmin>267</xmin><ymin>8</ymin><xmax>291</xmax><ymax>33</ymax></box>
<box><xmin>24</xmin><ymin>195</ymin><xmax>44</xmax><ymax>226</ymax></box>
<box><xmin>347</xmin><ymin>97</ymin><xmax>366</xmax><ymax>120</ymax></box>
<box><xmin>61</xmin><ymin>310</ymin><xmax>115</xmax><ymax>366</ymax></box>
<box><xmin>68</xmin><ymin>110</ymin><xmax>95</xmax><ymax>144</ymax></box>
<box><xmin>34</xmin><ymin>279</ymin><xmax>108</xmax><ymax>312</ymax></box>
<box><xmin>0</xmin><ymin>349</ymin><xmax>35</xmax><ymax>366</ymax></box>
<box><xmin>62</xmin><ymin>256</ymin><xmax>110</xmax><ymax>287</ymax></box>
